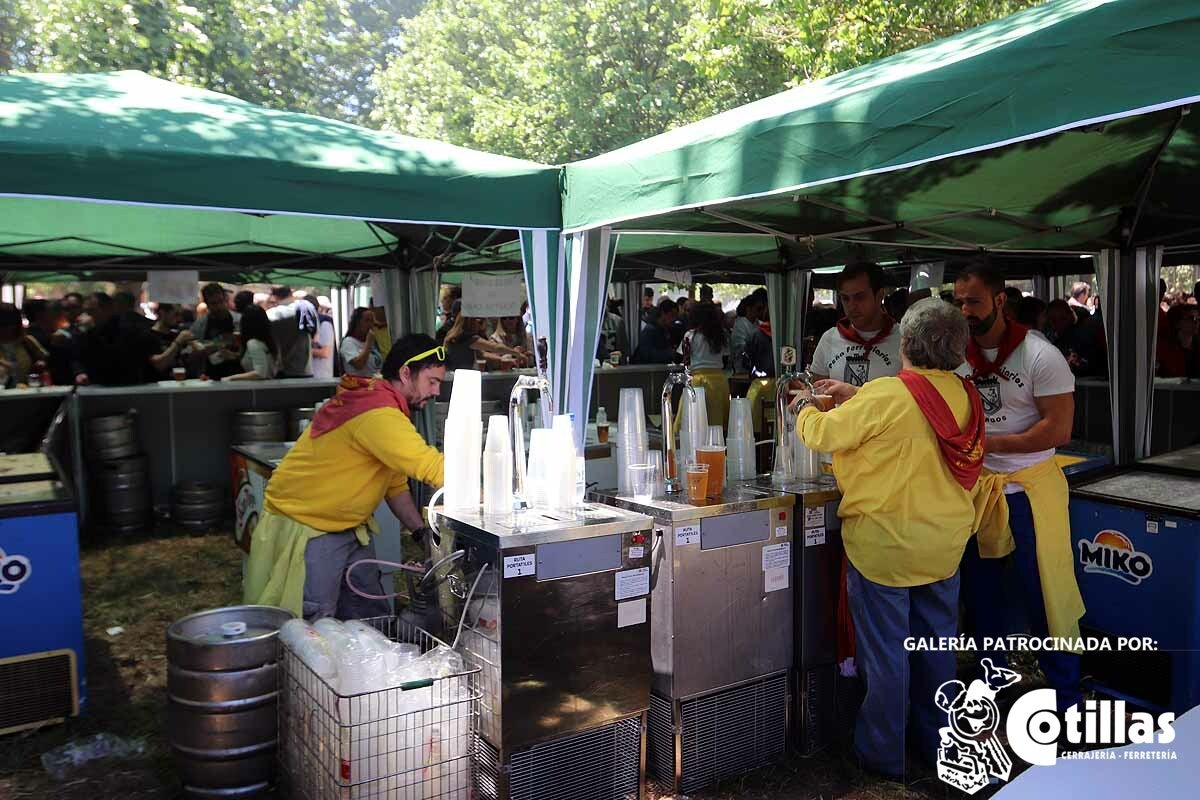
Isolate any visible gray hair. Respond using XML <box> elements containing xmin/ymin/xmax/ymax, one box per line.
<box><xmin>899</xmin><ymin>297</ymin><xmax>969</xmax><ymax>371</ymax></box>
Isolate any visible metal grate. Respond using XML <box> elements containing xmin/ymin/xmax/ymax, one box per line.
<box><xmin>474</xmin><ymin>735</ymin><xmax>501</xmax><ymax>800</ymax></box>
<box><xmin>678</xmin><ymin>674</ymin><xmax>788</xmax><ymax>795</ymax></box>
<box><xmin>507</xmin><ymin>717</ymin><xmax>642</xmax><ymax>800</ymax></box>
<box><xmin>797</xmin><ymin>666</ymin><xmax>835</xmax><ymax>756</ymax></box>
<box><xmin>647</xmin><ymin>693</ymin><xmax>675</xmax><ymax>784</ymax></box>
<box><xmin>277</xmin><ymin>617</ymin><xmax>480</xmax><ymax>800</ymax></box>
<box><xmin>0</xmin><ymin>650</ymin><xmax>77</xmax><ymax>735</ymax></box>
<box><xmin>834</xmin><ymin>672</ymin><xmax>865</xmax><ymax>752</ymax></box>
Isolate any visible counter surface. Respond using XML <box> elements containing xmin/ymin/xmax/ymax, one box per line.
<box><xmin>1074</xmin><ymin>469</ymin><xmax>1200</xmax><ymax>515</ymax></box>
<box><xmin>1141</xmin><ymin>444</ymin><xmax>1200</xmax><ymax>473</ymax></box>
<box><xmin>591</xmin><ymin>484</ymin><xmax>794</xmax><ymax>523</ymax></box>
<box><xmin>433</xmin><ymin>502</ymin><xmax>653</xmax><ymax>549</ymax></box>
<box><xmin>232</xmin><ymin>442</ymin><xmax>293</xmax><ymax>469</ymax></box>
<box><xmin>78</xmin><ymin>378</ymin><xmax>337</xmax><ymax>398</ymax></box>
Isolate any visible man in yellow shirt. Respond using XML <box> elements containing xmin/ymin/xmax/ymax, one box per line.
<box><xmin>796</xmin><ymin>298</ymin><xmax>986</xmax><ymax>779</ymax></box>
<box><xmin>243</xmin><ymin>334</ymin><xmax>446</xmax><ymax>620</ymax></box>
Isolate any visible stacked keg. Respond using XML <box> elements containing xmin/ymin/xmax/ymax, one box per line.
<box><xmin>232</xmin><ymin>411</ymin><xmax>286</xmax><ymax>443</ymax></box>
<box><xmin>171</xmin><ymin>481</ymin><xmax>226</xmax><ymax>533</ymax></box>
<box><xmin>87</xmin><ymin>413</ymin><xmax>150</xmax><ymax>534</ymax></box>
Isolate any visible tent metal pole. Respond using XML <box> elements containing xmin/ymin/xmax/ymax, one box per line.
<box><xmin>1126</xmin><ymin>106</ymin><xmax>1191</xmax><ymax>247</ymax></box>
<box><xmin>698</xmin><ymin>208</ymin><xmax>798</xmax><ymax>239</ymax></box>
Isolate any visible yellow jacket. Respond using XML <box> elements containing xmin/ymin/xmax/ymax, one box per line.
<box><xmin>797</xmin><ymin>369</ymin><xmax>978</xmax><ymax>588</ymax></box>
<box><xmin>973</xmin><ymin>458</ymin><xmax>1085</xmax><ymax>642</ymax></box>
<box><xmin>265</xmin><ymin>405</ymin><xmax>444</xmax><ymax>532</ymax></box>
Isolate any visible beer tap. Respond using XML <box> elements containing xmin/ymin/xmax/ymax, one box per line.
<box><xmin>661</xmin><ymin>366</ymin><xmax>696</xmax><ymax>494</ymax></box>
<box><xmin>508</xmin><ymin>338</ymin><xmax>554</xmax><ymax>508</ymax></box>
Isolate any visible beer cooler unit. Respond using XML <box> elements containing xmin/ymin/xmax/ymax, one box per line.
<box><xmin>1069</xmin><ymin>445</ymin><xmax>1200</xmax><ymax>714</ymax></box>
<box><xmin>736</xmin><ymin>474</ymin><xmax>843</xmax><ymax>755</ymax></box>
<box><xmin>432</xmin><ymin>503</ymin><xmax>655</xmax><ymax>800</ymax></box>
<box><xmin>592</xmin><ymin>487</ymin><xmax>795</xmax><ymax>795</ymax></box>
<box><xmin>0</xmin><ymin>404</ymin><xmax>86</xmax><ymax>736</ymax></box>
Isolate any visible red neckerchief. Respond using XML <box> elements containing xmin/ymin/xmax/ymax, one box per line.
<box><xmin>897</xmin><ymin>370</ymin><xmax>986</xmax><ymax>490</ymax></box>
<box><xmin>966</xmin><ymin>321</ymin><xmax>1029</xmax><ymax>380</ymax></box>
<box><xmin>309</xmin><ymin>376</ymin><xmax>410</xmax><ymax>438</ymax></box>
<box><xmin>836</xmin><ymin>314</ymin><xmax>895</xmax><ymax>348</ymax></box>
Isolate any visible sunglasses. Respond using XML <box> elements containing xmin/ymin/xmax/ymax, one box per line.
<box><xmin>402</xmin><ymin>345</ymin><xmax>446</xmax><ymax>367</ymax></box>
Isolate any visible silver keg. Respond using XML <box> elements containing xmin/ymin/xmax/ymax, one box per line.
<box><xmin>287</xmin><ymin>407</ymin><xmax>316</xmax><ymax>441</ymax></box>
<box><xmin>95</xmin><ymin>456</ymin><xmax>149</xmax><ymax>534</ymax></box>
<box><xmin>231</xmin><ymin>411</ymin><xmax>286</xmax><ymax>444</ymax></box>
<box><xmin>86</xmin><ymin>413</ymin><xmax>140</xmax><ymax>461</ymax></box>
<box><xmin>171</xmin><ymin>481</ymin><xmax>226</xmax><ymax>533</ymax></box>
<box><xmin>166</xmin><ymin>606</ymin><xmax>293</xmax><ymax>799</ymax></box>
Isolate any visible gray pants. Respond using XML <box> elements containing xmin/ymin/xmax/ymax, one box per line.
<box><xmin>302</xmin><ymin>531</ymin><xmax>392</xmax><ymax>621</ymax></box>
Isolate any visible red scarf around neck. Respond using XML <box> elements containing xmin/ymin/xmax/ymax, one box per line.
<box><xmin>897</xmin><ymin>370</ymin><xmax>986</xmax><ymax>491</ymax></box>
<box><xmin>309</xmin><ymin>375</ymin><xmax>410</xmax><ymax>438</ymax></box>
<box><xmin>836</xmin><ymin>314</ymin><xmax>895</xmax><ymax>348</ymax></box>
<box><xmin>966</xmin><ymin>321</ymin><xmax>1028</xmax><ymax>380</ymax></box>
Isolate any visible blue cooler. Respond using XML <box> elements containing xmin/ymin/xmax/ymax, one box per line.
<box><xmin>1069</xmin><ymin>451</ymin><xmax>1200</xmax><ymax>714</ymax></box>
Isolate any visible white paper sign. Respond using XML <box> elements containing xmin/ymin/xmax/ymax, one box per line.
<box><xmin>628</xmin><ymin>546</ymin><xmax>645</xmax><ymax>559</ymax></box>
<box><xmin>675</xmin><ymin>524</ymin><xmax>700</xmax><ymax>546</ymax></box>
<box><xmin>805</xmin><ymin>527</ymin><xmax>827</xmax><ymax>547</ymax></box>
<box><xmin>775</xmin><ymin>525</ymin><xmax>788</xmax><ymax>539</ymax></box>
<box><xmin>503</xmin><ymin>554</ymin><xmax>536</xmax><ymax>578</ymax></box>
<box><xmin>461</xmin><ymin>272</ymin><xmax>526</xmax><ymax>317</ymax></box>
<box><xmin>909</xmin><ymin>261</ymin><xmax>945</xmax><ymax>291</ymax></box>
<box><xmin>804</xmin><ymin>506</ymin><xmax>825</xmax><ymax>529</ymax></box>
<box><xmin>762</xmin><ymin>542</ymin><xmax>791</xmax><ymax>571</ymax></box>
<box><xmin>617</xmin><ymin>598</ymin><xmax>647</xmax><ymax>628</ymax></box>
<box><xmin>765</xmin><ymin>567</ymin><xmax>789</xmax><ymax>593</ymax></box>
<box><xmin>615</xmin><ymin>567</ymin><xmax>651</xmax><ymax>601</ymax></box>
<box><xmin>147</xmin><ymin>270</ymin><xmax>199</xmax><ymax>305</ymax></box>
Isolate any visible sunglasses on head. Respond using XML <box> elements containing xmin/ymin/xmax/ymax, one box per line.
<box><xmin>402</xmin><ymin>345</ymin><xmax>446</xmax><ymax>368</ymax></box>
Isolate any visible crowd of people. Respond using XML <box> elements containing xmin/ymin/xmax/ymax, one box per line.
<box><xmin>0</xmin><ymin>282</ymin><xmax>394</xmax><ymax>388</ymax></box>
<box><xmin>432</xmin><ymin>286</ymin><xmax>535</xmax><ymax>371</ymax></box>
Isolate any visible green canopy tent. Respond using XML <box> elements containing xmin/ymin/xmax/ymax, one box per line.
<box><xmin>0</xmin><ymin>70</ymin><xmax>570</xmax><ymax>409</ymax></box>
<box><xmin>557</xmin><ymin>0</ymin><xmax>1200</xmax><ymax>462</ymax></box>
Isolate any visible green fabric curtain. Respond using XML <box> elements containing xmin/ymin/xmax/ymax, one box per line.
<box><xmin>519</xmin><ymin>229</ymin><xmax>569</xmax><ymax>412</ymax></box>
<box><xmin>564</xmin><ymin>228</ymin><xmax>619</xmax><ymax>444</ymax></box>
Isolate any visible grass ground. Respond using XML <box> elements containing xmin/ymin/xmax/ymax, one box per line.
<box><xmin>0</xmin><ymin>528</ymin><xmax>1040</xmax><ymax>799</ymax></box>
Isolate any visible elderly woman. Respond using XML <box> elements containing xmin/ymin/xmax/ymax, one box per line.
<box><xmin>794</xmin><ymin>298</ymin><xmax>986</xmax><ymax>779</ymax></box>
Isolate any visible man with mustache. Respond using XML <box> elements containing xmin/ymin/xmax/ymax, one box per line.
<box><xmin>953</xmin><ymin>257</ymin><xmax>1085</xmax><ymax>713</ymax></box>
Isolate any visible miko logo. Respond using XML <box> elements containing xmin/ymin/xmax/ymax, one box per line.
<box><xmin>1078</xmin><ymin>530</ymin><xmax>1153</xmax><ymax>585</ymax></box>
<box><xmin>0</xmin><ymin>547</ymin><xmax>32</xmax><ymax>594</ymax></box>
<box><xmin>935</xmin><ymin>658</ymin><xmax>1021</xmax><ymax>794</ymax></box>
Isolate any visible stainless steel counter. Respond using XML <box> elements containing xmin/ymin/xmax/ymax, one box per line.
<box><xmin>434</xmin><ymin>502</ymin><xmax>651</xmax><ymax>549</ymax></box>
<box><xmin>590</xmin><ymin>484</ymin><xmax>794</xmax><ymax>523</ymax></box>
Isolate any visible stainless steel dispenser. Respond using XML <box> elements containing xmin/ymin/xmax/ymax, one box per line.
<box><xmin>432</xmin><ymin>503</ymin><xmax>655</xmax><ymax>800</ymax></box>
<box><xmin>591</xmin><ymin>486</ymin><xmax>795</xmax><ymax>795</ymax></box>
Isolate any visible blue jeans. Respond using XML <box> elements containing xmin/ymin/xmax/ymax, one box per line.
<box><xmin>960</xmin><ymin>489</ymin><xmax>1082</xmax><ymax>711</ymax></box>
<box><xmin>846</xmin><ymin>562</ymin><xmax>960</xmax><ymax>777</ymax></box>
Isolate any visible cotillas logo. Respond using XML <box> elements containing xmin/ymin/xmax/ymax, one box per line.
<box><xmin>0</xmin><ymin>548</ymin><xmax>32</xmax><ymax>594</ymax></box>
<box><xmin>1078</xmin><ymin>530</ymin><xmax>1153</xmax><ymax>585</ymax></box>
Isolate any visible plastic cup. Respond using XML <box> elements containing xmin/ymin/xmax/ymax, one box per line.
<box><xmin>628</xmin><ymin>464</ymin><xmax>656</xmax><ymax>502</ymax></box>
<box><xmin>172</xmin><ymin>366</ymin><xmax>186</xmax><ymax>382</ymax></box>
<box><xmin>728</xmin><ymin>397</ymin><xmax>753</xmax><ymax>440</ymax></box>
<box><xmin>706</xmin><ymin>425</ymin><xmax>725</xmax><ymax>449</ymax></box>
<box><xmin>596</xmin><ymin>423</ymin><xmax>610</xmax><ymax>444</ymax></box>
<box><xmin>648</xmin><ymin>451</ymin><xmax>666</xmax><ymax>495</ymax></box>
<box><xmin>685</xmin><ymin>463</ymin><xmax>709</xmax><ymax>502</ymax></box>
<box><xmin>696</xmin><ymin>447</ymin><xmax>726</xmax><ymax>496</ymax></box>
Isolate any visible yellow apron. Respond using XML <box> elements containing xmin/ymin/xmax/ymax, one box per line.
<box><xmin>973</xmin><ymin>457</ymin><xmax>1086</xmax><ymax>643</ymax></box>
<box><xmin>745</xmin><ymin>377</ymin><xmax>776</xmax><ymax>435</ymax></box>
<box><xmin>242</xmin><ymin>506</ymin><xmax>376</xmax><ymax>618</ymax></box>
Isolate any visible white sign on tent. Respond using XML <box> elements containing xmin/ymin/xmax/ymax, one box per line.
<box><xmin>461</xmin><ymin>273</ymin><xmax>526</xmax><ymax>317</ymax></box>
<box><xmin>147</xmin><ymin>270</ymin><xmax>200</xmax><ymax>305</ymax></box>
<box><xmin>909</xmin><ymin>262</ymin><xmax>945</xmax><ymax>292</ymax></box>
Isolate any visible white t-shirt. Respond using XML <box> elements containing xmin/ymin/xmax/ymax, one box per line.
<box><xmin>956</xmin><ymin>332</ymin><xmax>1074</xmax><ymax>478</ymax></box>
<box><xmin>312</xmin><ymin>319</ymin><xmax>335</xmax><ymax>380</ymax></box>
<box><xmin>810</xmin><ymin>324</ymin><xmax>902</xmax><ymax>386</ymax></box>
<box><xmin>241</xmin><ymin>339</ymin><xmax>277</xmax><ymax>379</ymax></box>
<box><xmin>340</xmin><ymin>335</ymin><xmax>382</xmax><ymax>377</ymax></box>
<box><xmin>679</xmin><ymin>329</ymin><xmax>728</xmax><ymax>370</ymax></box>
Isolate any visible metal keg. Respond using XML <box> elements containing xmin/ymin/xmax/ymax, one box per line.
<box><xmin>86</xmin><ymin>413</ymin><xmax>140</xmax><ymax>461</ymax></box>
<box><xmin>172</xmin><ymin>481</ymin><xmax>226</xmax><ymax>532</ymax></box>
<box><xmin>232</xmin><ymin>411</ymin><xmax>286</xmax><ymax>444</ymax></box>
<box><xmin>95</xmin><ymin>457</ymin><xmax>149</xmax><ymax>533</ymax></box>
<box><xmin>167</xmin><ymin>606</ymin><xmax>293</xmax><ymax>799</ymax></box>
<box><xmin>287</xmin><ymin>407</ymin><xmax>316</xmax><ymax>441</ymax></box>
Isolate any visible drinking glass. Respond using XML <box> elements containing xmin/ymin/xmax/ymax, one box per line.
<box><xmin>629</xmin><ymin>463</ymin><xmax>657</xmax><ymax>502</ymax></box>
<box><xmin>685</xmin><ymin>462</ymin><xmax>709</xmax><ymax>502</ymax></box>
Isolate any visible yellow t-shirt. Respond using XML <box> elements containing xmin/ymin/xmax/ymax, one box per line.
<box><xmin>796</xmin><ymin>368</ymin><xmax>977</xmax><ymax>588</ymax></box>
<box><xmin>265</xmin><ymin>406</ymin><xmax>444</xmax><ymax>532</ymax></box>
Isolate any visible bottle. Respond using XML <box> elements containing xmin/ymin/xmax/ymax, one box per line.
<box><xmin>595</xmin><ymin>407</ymin><xmax>607</xmax><ymax>426</ymax></box>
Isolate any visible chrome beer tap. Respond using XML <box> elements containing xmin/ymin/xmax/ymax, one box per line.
<box><xmin>661</xmin><ymin>366</ymin><xmax>697</xmax><ymax>494</ymax></box>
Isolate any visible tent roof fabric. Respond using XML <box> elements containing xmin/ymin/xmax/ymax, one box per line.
<box><xmin>561</xmin><ymin>0</ymin><xmax>1200</xmax><ymax>264</ymax></box>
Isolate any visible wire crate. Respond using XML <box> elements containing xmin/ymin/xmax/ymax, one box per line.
<box><xmin>278</xmin><ymin>616</ymin><xmax>481</xmax><ymax>800</ymax></box>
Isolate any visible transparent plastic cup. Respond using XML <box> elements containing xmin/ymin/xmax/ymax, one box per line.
<box><xmin>628</xmin><ymin>463</ymin><xmax>657</xmax><ymax>502</ymax></box>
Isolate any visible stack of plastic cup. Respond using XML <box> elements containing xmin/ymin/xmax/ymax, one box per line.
<box><xmin>617</xmin><ymin>388</ymin><xmax>648</xmax><ymax>494</ymax></box>
<box><xmin>727</xmin><ymin>397</ymin><xmax>756</xmax><ymax>480</ymax></box>
<box><xmin>482</xmin><ymin>415</ymin><xmax>512</xmax><ymax>515</ymax></box>
<box><xmin>677</xmin><ymin>387</ymin><xmax>708</xmax><ymax>483</ymax></box>
<box><xmin>550</xmin><ymin>415</ymin><xmax>578</xmax><ymax>509</ymax></box>
<box><xmin>526</xmin><ymin>428</ymin><xmax>554</xmax><ymax>508</ymax></box>
<box><xmin>443</xmin><ymin>369</ymin><xmax>483</xmax><ymax>510</ymax></box>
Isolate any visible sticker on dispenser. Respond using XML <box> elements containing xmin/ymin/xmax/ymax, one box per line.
<box><xmin>1166</xmin><ymin>520</ymin><xmax>1178</xmax><ymax>529</ymax></box>
<box><xmin>617</xmin><ymin>598</ymin><xmax>647</xmax><ymax>628</ymax></box>
<box><xmin>804</xmin><ymin>506</ymin><xmax>825</xmax><ymax>529</ymax></box>
<box><xmin>675</xmin><ymin>524</ymin><xmax>700</xmax><ymax>546</ymax></box>
<box><xmin>1146</xmin><ymin>520</ymin><xmax>1160</xmax><ymax>534</ymax></box>
<box><xmin>628</xmin><ymin>546</ymin><xmax>645</xmax><ymax>559</ymax></box>
<box><xmin>775</xmin><ymin>525</ymin><xmax>788</xmax><ymax>539</ymax></box>
<box><xmin>765</xmin><ymin>567</ymin><xmax>789</xmax><ymax>593</ymax></box>
<box><xmin>502</xmin><ymin>554</ymin><xmax>536</xmax><ymax>578</ymax></box>
<box><xmin>762</xmin><ymin>542</ymin><xmax>791</xmax><ymax>571</ymax></box>
<box><xmin>805</xmin><ymin>527</ymin><xmax>827</xmax><ymax>547</ymax></box>
<box><xmin>615</xmin><ymin>567</ymin><xmax>650</xmax><ymax>601</ymax></box>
